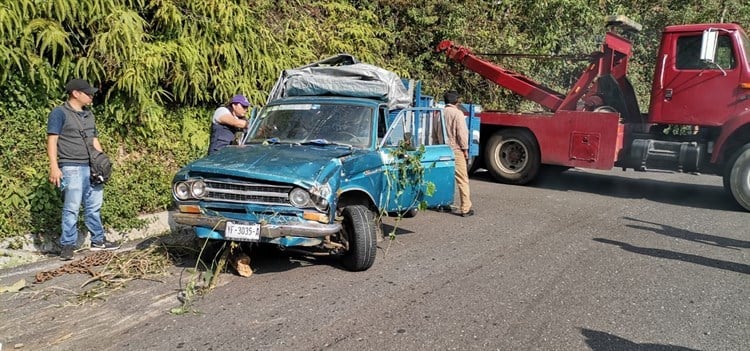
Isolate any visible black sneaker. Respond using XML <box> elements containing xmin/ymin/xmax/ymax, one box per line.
<box><xmin>90</xmin><ymin>241</ymin><xmax>120</xmax><ymax>251</ymax></box>
<box><xmin>461</xmin><ymin>209</ymin><xmax>475</xmax><ymax>217</ymax></box>
<box><xmin>60</xmin><ymin>245</ymin><xmax>74</xmax><ymax>261</ymax></box>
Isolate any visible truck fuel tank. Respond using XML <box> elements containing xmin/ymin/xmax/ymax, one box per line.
<box><xmin>629</xmin><ymin>139</ymin><xmax>703</xmax><ymax>173</ymax></box>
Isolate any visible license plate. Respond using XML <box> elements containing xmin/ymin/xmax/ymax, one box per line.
<box><xmin>224</xmin><ymin>221</ymin><xmax>260</xmax><ymax>242</ymax></box>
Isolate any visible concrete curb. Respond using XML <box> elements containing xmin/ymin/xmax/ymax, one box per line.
<box><xmin>0</xmin><ymin>211</ymin><xmax>177</xmax><ymax>269</ymax></box>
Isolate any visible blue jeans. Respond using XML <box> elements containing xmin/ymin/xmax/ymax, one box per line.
<box><xmin>60</xmin><ymin>165</ymin><xmax>105</xmax><ymax>246</ymax></box>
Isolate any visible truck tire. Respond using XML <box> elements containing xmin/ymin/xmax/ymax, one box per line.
<box><xmin>727</xmin><ymin>144</ymin><xmax>750</xmax><ymax>211</ymax></box>
<box><xmin>340</xmin><ymin>205</ymin><xmax>377</xmax><ymax>271</ymax></box>
<box><xmin>484</xmin><ymin>129</ymin><xmax>540</xmax><ymax>185</ymax></box>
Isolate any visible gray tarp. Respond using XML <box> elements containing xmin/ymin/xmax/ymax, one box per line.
<box><xmin>267</xmin><ymin>55</ymin><xmax>412</xmax><ymax>110</ymax></box>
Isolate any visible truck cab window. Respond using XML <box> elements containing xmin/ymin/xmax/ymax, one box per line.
<box><xmin>377</xmin><ymin>107</ymin><xmax>388</xmax><ymax>139</ymax></box>
<box><xmin>382</xmin><ymin>114</ymin><xmax>405</xmax><ymax>147</ymax></box>
<box><xmin>676</xmin><ymin>34</ymin><xmax>736</xmax><ymax>70</ymax></box>
<box><xmin>714</xmin><ymin>35</ymin><xmax>736</xmax><ymax>68</ymax></box>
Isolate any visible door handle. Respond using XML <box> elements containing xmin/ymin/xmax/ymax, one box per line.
<box><xmin>665</xmin><ymin>89</ymin><xmax>673</xmax><ymax>101</ymax></box>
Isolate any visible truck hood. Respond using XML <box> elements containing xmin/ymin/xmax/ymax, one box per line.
<box><xmin>183</xmin><ymin>144</ymin><xmax>354</xmax><ymax>186</ymax></box>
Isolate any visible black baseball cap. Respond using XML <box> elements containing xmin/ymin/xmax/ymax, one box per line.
<box><xmin>65</xmin><ymin>79</ymin><xmax>98</xmax><ymax>95</ymax></box>
<box><xmin>443</xmin><ymin>90</ymin><xmax>459</xmax><ymax>104</ymax></box>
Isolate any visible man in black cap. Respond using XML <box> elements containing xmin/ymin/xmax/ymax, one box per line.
<box><xmin>442</xmin><ymin>90</ymin><xmax>473</xmax><ymax>217</ymax></box>
<box><xmin>47</xmin><ymin>79</ymin><xmax>119</xmax><ymax>260</ymax></box>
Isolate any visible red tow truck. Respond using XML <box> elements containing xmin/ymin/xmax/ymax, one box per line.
<box><xmin>436</xmin><ymin>16</ymin><xmax>750</xmax><ymax>211</ymax></box>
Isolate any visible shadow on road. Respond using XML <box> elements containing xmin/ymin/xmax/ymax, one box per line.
<box><xmin>132</xmin><ymin>223</ymin><xmax>417</xmax><ymax>277</ymax></box>
<box><xmin>381</xmin><ymin>222</ymin><xmax>415</xmax><ymax>237</ymax></box>
<box><xmin>580</xmin><ymin>328</ymin><xmax>700</xmax><ymax>351</ymax></box>
<box><xmin>135</xmin><ymin>235</ymin><xmax>332</xmax><ymax>276</ymax></box>
<box><xmin>623</xmin><ymin>217</ymin><xmax>750</xmax><ymax>249</ymax></box>
<box><xmin>471</xmin><ymin>168</ymin><xmax>742</xmax><ymax>212</ymax></box>
<box><xmin>593</xmin><ymin>238</ymin><xmax>750</xmax><ymax>275</ymax></box>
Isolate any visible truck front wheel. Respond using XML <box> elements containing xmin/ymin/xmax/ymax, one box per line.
<box><xmin>339</xmin><ymin>205</ymin><xmax>377</xmax><ymax>271</ymax></box>
<box><xmin>726</xmin><ymin>144</ymin><xmax>750</xmax><ymax>211</ymax></box>
<box><xmin>484</xmin><ymin>129</ymin><xmax>540</xmax><ymax>185</ymax></box>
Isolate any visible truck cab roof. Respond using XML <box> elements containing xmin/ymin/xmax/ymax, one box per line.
<box><xmin>664</xmin><ymin>23</ymin><xmax>745</xmax><ymax>33</ymax></box>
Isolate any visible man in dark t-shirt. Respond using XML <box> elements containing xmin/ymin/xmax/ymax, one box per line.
<box><xmin>47</xmin><ymin>79</ymin><xmax>119</xmax><ymax>260</ymax></box>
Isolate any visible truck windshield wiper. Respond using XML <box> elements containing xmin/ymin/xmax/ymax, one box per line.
<box><xmin>301</xmin><ymin>139</ymin><xmax>353</xmax><ymax>149</ymax></box>
<box><xmin>262</xmin><ymin>138</ymin><xmax>301</xmax><ymax>146</ymax></box>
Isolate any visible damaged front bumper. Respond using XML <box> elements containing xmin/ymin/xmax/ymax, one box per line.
<box><xmin>172</xmin><ymin>212</ymin><xmax>342</xmax><ymax>240</ymax></box>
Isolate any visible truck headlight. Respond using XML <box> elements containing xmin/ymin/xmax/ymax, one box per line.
<box><xmin>289</xmin><ymin>188</ymin><xmax>312</xmax><ymax>208</ymax></box>
<box><xmin>309</xmin><ymin>183</ymin><xmax>331</xmax><ymax>211</ymax></box>
<box><xmin>191</xmin><ymin>180</ymin><xmax>206</xmax><ymax>198</ymax></box>
<box><xmin>312</xmin><ymin>196</ymin><xmax>329</xmax><ymax>212</ymax></box>
<box><xmin>174</xmin><ymin>182</ymin><xmax>190</xmax><ymax>200</ymax></box>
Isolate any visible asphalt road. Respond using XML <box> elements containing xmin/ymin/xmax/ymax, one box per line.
<box><xmin>1</xmin><ymin>168</ymin><xmax>748</xmax><ymax>351</ymax></box>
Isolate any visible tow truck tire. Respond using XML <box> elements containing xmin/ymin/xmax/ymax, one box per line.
<box><xmin>727</xmin><ymin>144</ymin><xmax>750</xmax><ymax>211</ymax></box>
<box><xmin>484</xmin><ymin>129</ymin><xmax>540</xmax><ymax>185</ymax></box>
<box><xmin>340</xmin><ymin>205</ymin><xmax>377</xmax><ymax>271</ymax></box>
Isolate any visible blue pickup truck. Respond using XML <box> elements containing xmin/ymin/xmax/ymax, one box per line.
<box><xmin>171</xmin><ymin>58</ymin><xmax>462</xmax><ymax>271</ymax></box>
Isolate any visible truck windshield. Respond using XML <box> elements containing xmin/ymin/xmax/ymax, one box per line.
<box><xmin>250</xmin><ymin>103</ymin><xmax>373</xmax><ymax>148</ymax></box>
<box><xmin>741</xmin><ymin>31</ymin><xmax>750</xmax><ymax>68</ymax></box>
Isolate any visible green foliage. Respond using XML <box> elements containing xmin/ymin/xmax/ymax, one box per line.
<box><xmin>381</xmin><ymin>141</ymin><xmax>435</xmax><ymax>240</ymax></box>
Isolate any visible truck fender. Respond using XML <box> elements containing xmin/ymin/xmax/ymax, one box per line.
<box><xmin>336</xmin><ymin>187</ymin><xmax>378</xmax><ymax>213</ymax></box>
<box><xmin>712</xmin><ymin>109</ymin><xmax>750</xmax><ymax>165</ymax></box>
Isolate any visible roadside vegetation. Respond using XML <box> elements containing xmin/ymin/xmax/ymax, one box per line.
<box><xmin>1</xmin><ymin>0</ymin><xmax>748</xmax><ymax>240</ymax></box>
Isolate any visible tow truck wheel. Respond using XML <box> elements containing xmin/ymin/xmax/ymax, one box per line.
<box><xmin>340</xmin><ymin>205</ymin><xmax>377</xmax><ymax>271</ymax></box>
<box><xmin>727</xmin><ymin>144</ymin><xmax>750</xmax><ymax>211</ymax></box>
<box><xmin>484</xmin><ymin>129</ymin><xmax>540</xmax><ymax>185</ymax></box>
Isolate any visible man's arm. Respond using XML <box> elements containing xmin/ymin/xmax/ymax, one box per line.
<box><xmin>451</xmin><ymin>109</ymin><xmax>470</xmax><ymax>159</ymax></box>
<box><xmin>217</xmin><ymin>114</ymin><xmax>249</xmax><ymax>129</ymax></box>
<box><xmin>47</xmin><ymin>134</ymin><xmax>62</xmax><ymax>187</ymax></box>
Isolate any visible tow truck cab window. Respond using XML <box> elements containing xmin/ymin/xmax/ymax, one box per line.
<box><xmin>676</xmin><ymin>34</ymin><xmax>736</xmax><ymax>70</ymax></box>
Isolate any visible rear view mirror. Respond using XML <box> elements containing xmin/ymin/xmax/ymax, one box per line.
<box><xmin>700</xmin><ymin>29</ymin><xmax>719</xmax><ymax>63</ymax></box>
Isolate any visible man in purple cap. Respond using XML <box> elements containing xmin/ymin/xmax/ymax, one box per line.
<box><xmin>47</xmin><ymin>79</ymin><xmax>120</xmax><ymax>260</ymax></box>
<box><xmin>209</xmin><ymin>94</ymin><xmax>252</xmax><ymax>155</ymax></box>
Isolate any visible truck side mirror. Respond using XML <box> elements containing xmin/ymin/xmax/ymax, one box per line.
<box><xmin>700</xmin><ymin>29</ymin><xmax>719</xmax><ymax>64</ymax></box>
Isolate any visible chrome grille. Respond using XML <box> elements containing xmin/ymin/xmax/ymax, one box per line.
<box><xmin>203</xmin><ymin>180</ymin><xmax>292</xmax><ymax>205</ymax></box>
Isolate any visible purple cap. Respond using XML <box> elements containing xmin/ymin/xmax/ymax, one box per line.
<box><xmin>231</xmin><ymin>94</ymin><xmax>250</xmax><ymax>107</ymax></box>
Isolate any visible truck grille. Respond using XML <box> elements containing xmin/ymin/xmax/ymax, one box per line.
<box><xmin>203</xmin><ymin>180</ymin><xmax>292</xmax><ymax>206</ymax></box>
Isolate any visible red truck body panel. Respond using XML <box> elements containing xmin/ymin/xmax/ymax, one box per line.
<box><xmin>478</xmin><ymin>110</ymin><xmax>623</xmax><ymax>169</ymax></box>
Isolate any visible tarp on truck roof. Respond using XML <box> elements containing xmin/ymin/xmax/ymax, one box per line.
<box><xmin>267</xmin><ymin>54</ymin><xmax>412</xmax><ymax>110</ymax></box>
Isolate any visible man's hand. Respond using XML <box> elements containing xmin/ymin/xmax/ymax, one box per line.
<box><xmin>463</xmin><ymin>149</ymin><xmax>469</xmax><ymax>159</ymax></box>
<box><xmin>49</xmin><ymin>167</ymin><xmax>62</xmax><ymax>187</ymax></box>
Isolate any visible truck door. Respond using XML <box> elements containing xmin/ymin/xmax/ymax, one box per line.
<box><xmin>653</xmin><ymin>32</ymin><xmax>741</xmax><ymax>126</ymax></box>
<box><xmin>379</xmin><ymin>108</ymin><xmax>455</xmax><ymax>212</ymax></box>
